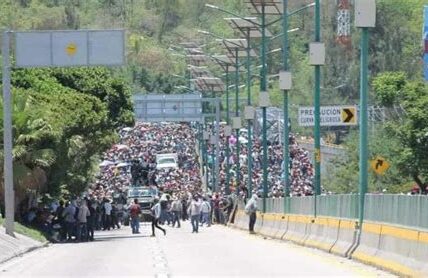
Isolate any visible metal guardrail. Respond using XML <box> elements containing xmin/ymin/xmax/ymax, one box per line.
<box><xmin>257</xmin><ymin>194</ymin><xmax>428</xmax><ymax>230</ymax></box>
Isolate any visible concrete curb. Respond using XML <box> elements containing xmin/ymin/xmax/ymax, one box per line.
<box><xmin>0</xmin><ymin>227</ymin><xmax>49</xmax><ymax>265</ymax></box>
<box><xmin>0</xmin><ymin>241</ymin><xmax>49</xmax><ymax>265</ymax></box>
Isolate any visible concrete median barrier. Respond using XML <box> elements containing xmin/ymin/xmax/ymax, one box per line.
<box><xmin>415</xmin><ymin>231</ymin><xmax>428</xmax><ymax>274</ymax></box>
<box><xmin>351</xmin><ymin>222</ymin><xmax>382</xmax><ymax>261</ymax></box>
<box><xmin>237</xmin><ymin>210</ymin><xmax>248</xmax><ymax>230</ymax></box>
<box><xmin>273</xmin><ymin>215</ymin><xmax>288</xmax><ymax>240</ymax></box>
<box><xmin>330</xmin><ymin>219</ymin><xmax>357</xmax><ymax>257</ymax></box>
<box><xmin>254</xmin><ymin>212</ymin><xmax>263</xmax><ymax>234</ymax></box>
<box><xmin>304</xmin><ymin>217</ymin><xmax>340</xmax><ymax>252</ymax></box>
<box><xmin>352</xmin><ymin>223</ymin><xmax>424</xmax><ymax>276</ymax></box>
<box><xmin>229</xmin><ymin>210</ymin><xmax>246</xmax><ymax>230</ymax></box>
<box><xmin>282</xmin><ymin>214</ymin><xmax>311</xmax><ymax>245</ymax></box>
<box><xmin>259</xmin><ymin>213</ymin><xmax>280</xmax><ymax>238</ymax></box>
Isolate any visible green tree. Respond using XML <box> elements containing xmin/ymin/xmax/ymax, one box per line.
<box><xmin>373</xmin><ymin>72</ymin><xmax>428</xmax><ymax>191</ymax></box>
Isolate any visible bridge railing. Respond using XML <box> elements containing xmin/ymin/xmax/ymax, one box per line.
<box><xmin>257</xmin><ymin>194</ymin><xmax>428</xmax><ymax>230</ymax></box>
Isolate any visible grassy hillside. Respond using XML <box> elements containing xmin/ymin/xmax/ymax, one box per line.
<box><xmin>1</xmin><ymin>0</ymin><xmax>427</xmax><ymax>194</ymax></box>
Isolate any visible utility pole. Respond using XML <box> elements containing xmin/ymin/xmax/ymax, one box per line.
<box><xmin>3</xmin><ymin>31</ymin><xmax>14</xmax><ymax>236</ymax></box>
<box><xmin>281</xmin><ymin>0</ymin><xmax>290</xmax><ymax>212</ymax></box>
<box><xmin>355</xmin><ymin>0</ymin><xmax>376</xmax><ymax>230</ymax></box>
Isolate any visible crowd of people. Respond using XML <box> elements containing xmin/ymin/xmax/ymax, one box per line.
<box><xmin>19</xmin><ymin>197</ymin><xmax>124</xmax><ymax>242</ymax></box>
<box><xmin>15</xmin><ymin>121</ymin><xmax>316</xmax><ymax>242</ymax></box>
<box><xmin>89</xmin><ymin>123</ymin><xmax>203</xmax><ymax>201</ymax></box>
<box><xmin>208</xmin><ymin>124</ymin><xmax>315</xmax><ymax>197</ymax></box>
<box><xmin>87</xmin><ymin>122</ymin><xmax>234</xmax><ymax>234</ymax></box>
<box><xmin>90</xmin><ymin>121</ymin><xmax>315</xmax><ymax>211</ymax></box>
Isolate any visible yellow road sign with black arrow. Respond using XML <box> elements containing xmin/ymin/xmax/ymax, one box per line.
<box><xmin>370</xmin><ymin>156</ymin><xmax>390</xmax><ymax>175</ymax></box>
<box><xmin>341</xmin><ymin>107</ymin><xmax>356</xmax><ymax>124</ymax></box>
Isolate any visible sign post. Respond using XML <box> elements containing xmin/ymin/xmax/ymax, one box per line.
<box><xmin>3</xmin><ymin>31</ymin><xmax>14</xmax><ymax>236</ymax></box>
<box><xmin>2</xmin><ymin>29</ymin><xmax>125</xmax><ymax>236</ymax></box>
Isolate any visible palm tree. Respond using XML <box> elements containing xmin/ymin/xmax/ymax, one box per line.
<box><xmin>0</xmin><ymin>91</ymin><xmax>58</xmax><ymax>210</ymax></box>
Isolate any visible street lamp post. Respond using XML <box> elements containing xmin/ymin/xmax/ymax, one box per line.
<box><xmin>260</xmin><ymin>4</ymin><xmax>268</xmax><ymax>213</ymax></box>
<box><xmin>245</xmin><ymin>30</ymin><xmax>253</xmax><ymax>197</ymax></box>
<box><xmin>225</xmin><ymin>66</ymin><xmax>231</xmax><ymax>195</ymax></box>
<box><xmin>203</xmin><ymin>128</ymin><xmax>210</xmax><ymax>191</ymax></box>
<box><xmin>198</xmin><ymin>31</ymin><xmax>247</xmax><ymax>194</ymax></box>
<box><xmin>234</xmin><ymin>48</ymin><xmax>241</xmax><ymax>192</ymax></box>
<box><xmin>225</xmin><ymin>19</ymin><xmax>260</xmax><ymax>198</ymax></box>
<box><xmin>355</xmin><ymin>0</ymin><xmax>376</xmax><ymax>231</ymax></box>
<box><xmin>313</xmin><ymin>0</ymin><xmax>322</xmax><ymax>217</ymax></box>
<box><xmin>205</xmin><ymin>2</ymin><xmax>316</xmax><ymax>209</ymax></box>
<box><xmin>210</xmin><ymin>55</ymin><xmax>233</xmax><ymax>195</ymax></box>
<box><xmin>210</xmin><ymin>133</ymin><xmax>216</xmax><ymax>192</ymax></box>
<box><xmin>281</xmin><ymin>0</ymin><xmax>290</xmax><ymax>212</ymax></box>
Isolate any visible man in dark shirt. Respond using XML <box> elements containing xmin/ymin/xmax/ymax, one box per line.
<box><xmin>129</xmin><ymin>199</ymin><xmax>141</xmax><ymax>234</ymax></box>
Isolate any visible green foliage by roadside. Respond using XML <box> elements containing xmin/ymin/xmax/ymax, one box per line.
<box><xmin>0</xmin><ymin>67</ymin><xmax>134</xmax><ymax>202</ymax></box>
<box><xmin>372</xmin><ymin>71</ymin><xmax>428</xmax><ymax>190</ymax></box>
<box><xmin>324</xmin><ymin>129</ymin><xmax>412</xmax><ymax>194</ymax></box>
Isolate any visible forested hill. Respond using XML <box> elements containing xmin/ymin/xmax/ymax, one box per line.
<box><xmin>0</xmin><ymin>0</ymin><xmax>428</xmax><ymax>196</ymax></box>
<box><xmin>1</xmin><ymin>0</ymin><xmax>425</xmax><ymax>100</ymax></box>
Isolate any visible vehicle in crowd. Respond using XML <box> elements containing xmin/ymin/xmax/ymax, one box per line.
<box><xmin>125</xmin><ymin>186</ymin><xmax>159</xmax><ymax>223</ymax></box>
<box><xmin>156</xmin><ymin>153</ymin><xmax>178</xmax><ymax>170</ymax></box>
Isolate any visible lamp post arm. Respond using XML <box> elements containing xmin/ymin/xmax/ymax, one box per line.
<box><xmin>198</xmin><ymin>29</ymin><xmax>245</xmax><ymax>49</ymax></box>
<box><xmin>266</xmin><ymin>2</ymin><xmax>316</xmax><ymax>27</ymax></box>
<box><xmin>205</xmin><ymin>4</ymin><xmax>261</xmax><ymax>27</ymax></box>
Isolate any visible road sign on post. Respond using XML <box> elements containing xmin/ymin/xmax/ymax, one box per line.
<box><xmin>298</xmin><ymin>105</ymin><xmax>357</xmax><ymax>127</ymax></box>
<box><xmin>370</xmin><ymin>156</ymin><xmax>390</xmax><ymax>175</ymax></box>
<box><xmin>3</xmin><ymin>29</ymin><xmax>125</xmax><ymax>236</ymax></box>
<box><xmin>15</xmin><ymin>30</ymin><xmax>125</xmax><ymax>67</ymax></box>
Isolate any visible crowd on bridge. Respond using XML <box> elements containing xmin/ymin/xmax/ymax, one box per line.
<box><xmin>88</xmin><ymin>122</ymin><xmax>203</xmax><ymax>201</ymax></box>
<box><xmin>14</xmin><ymin>121</ymin><xmax>316</xmax><ymax>242</ymax></box>
<box><xmin>207</xmin><ymin>124</ymin><xmax>315</xmax><ymax>197</ymax></box>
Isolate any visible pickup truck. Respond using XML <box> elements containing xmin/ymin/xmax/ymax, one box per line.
<box><xmin>155</xmin><ymin>153</ymin><xmax>178</xmax><ymax>170</ymax></box>
<box><xmin>126</xmin><ymin>186</ymin><xmax>158</xmax><ymax>223</ymax></box>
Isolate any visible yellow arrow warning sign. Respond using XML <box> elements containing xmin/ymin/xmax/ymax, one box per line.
<box><xmin>66</xmin><ymin>42</ymin><xmax>77</xmax><ymax>56</ymax></box>
<box><xmin>341</xmin><ymin>107</ymin><xmax>356</xmax><ymax>124</ymax></box>
<box><xmin>370</xmin><ymin>156</ymin><xmax>390</xmax><ymax>175</ymax></box>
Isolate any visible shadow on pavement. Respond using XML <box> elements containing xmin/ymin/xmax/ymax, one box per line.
<box><xmin>94</xmin><ymin>234</ymin><xmax>152</xmax><ymax>242</ymax></box>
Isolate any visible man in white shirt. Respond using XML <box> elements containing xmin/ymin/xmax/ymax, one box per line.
<box><xmin>151</xmin><ymin>198</ymin><xmax>166</xmax><ymax>237</ymax></box>
<box><xmin>200</xmin><ymin>198</ymin><xmax>211</xmax><ymax>227</ymax></box>
<box><xmin>188</xmin><ymin>196</ymin><xmax>202</xmax><ymax>233</ymax></box>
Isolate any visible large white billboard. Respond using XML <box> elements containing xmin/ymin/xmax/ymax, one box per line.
<box><xmin>15</xmin><ymin>30</ymin><xmax>125</xmax><ymax>67</ymax></box>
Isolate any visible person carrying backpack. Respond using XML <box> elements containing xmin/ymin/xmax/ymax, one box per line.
<box><xmin>245</xmin><ymin>194</ymin><xmax>258</xmax><ymax>234</ymax></box>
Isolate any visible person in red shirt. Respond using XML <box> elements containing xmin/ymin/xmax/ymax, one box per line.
<box><xmin>129</xmin><ymin>199</ymin><xmax>141</xmax><ymax>234</ymax></box>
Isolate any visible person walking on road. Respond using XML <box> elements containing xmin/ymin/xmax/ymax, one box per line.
<box><xmin>201</xmin><ymin>197</ymin><xmax>211</xmax><ymax>227</ymax></box>
<box><xmin>77</xmin><ymin>200</ymin><xmax>91</xmax><ymax>241</ymax></box>
<box><xmin>103</xmin><ymin>199</ymin><xmax>112</xmax><ymax>231</ymax></box>
<box><xmin>188</xmin><ymin>196</ymin><xmax>202</xmax><ymax>233</ymax></box>
<box><xmin>151</xmin><ymin>198</ymin><xmax>166</xmax><ymax>237</ymax></box>
<box><xmin>171</xmin><ymin>197</ymin><xmax>182</xmax><ymax>228</ymax></box>
<box><xmin>245</xmin><ymin>194</ymin><xmax>258</xmax><ymax>234</ymax></box>
<box><xmin>129</xmin><ymin>199</ymin><xmax>141</xmax><ymax>234</ymax></box>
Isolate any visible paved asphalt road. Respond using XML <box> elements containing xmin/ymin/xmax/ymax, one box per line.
<box><xmin>0</xmin><ymin>222</ymin><xmax>393</xmax><ymax>277</ymax></box>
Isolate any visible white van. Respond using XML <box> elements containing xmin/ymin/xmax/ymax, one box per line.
<box><xmin>156</xmin><ymin>153</ymin><xmax>178</xmax><ymax>170</ymax></box>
